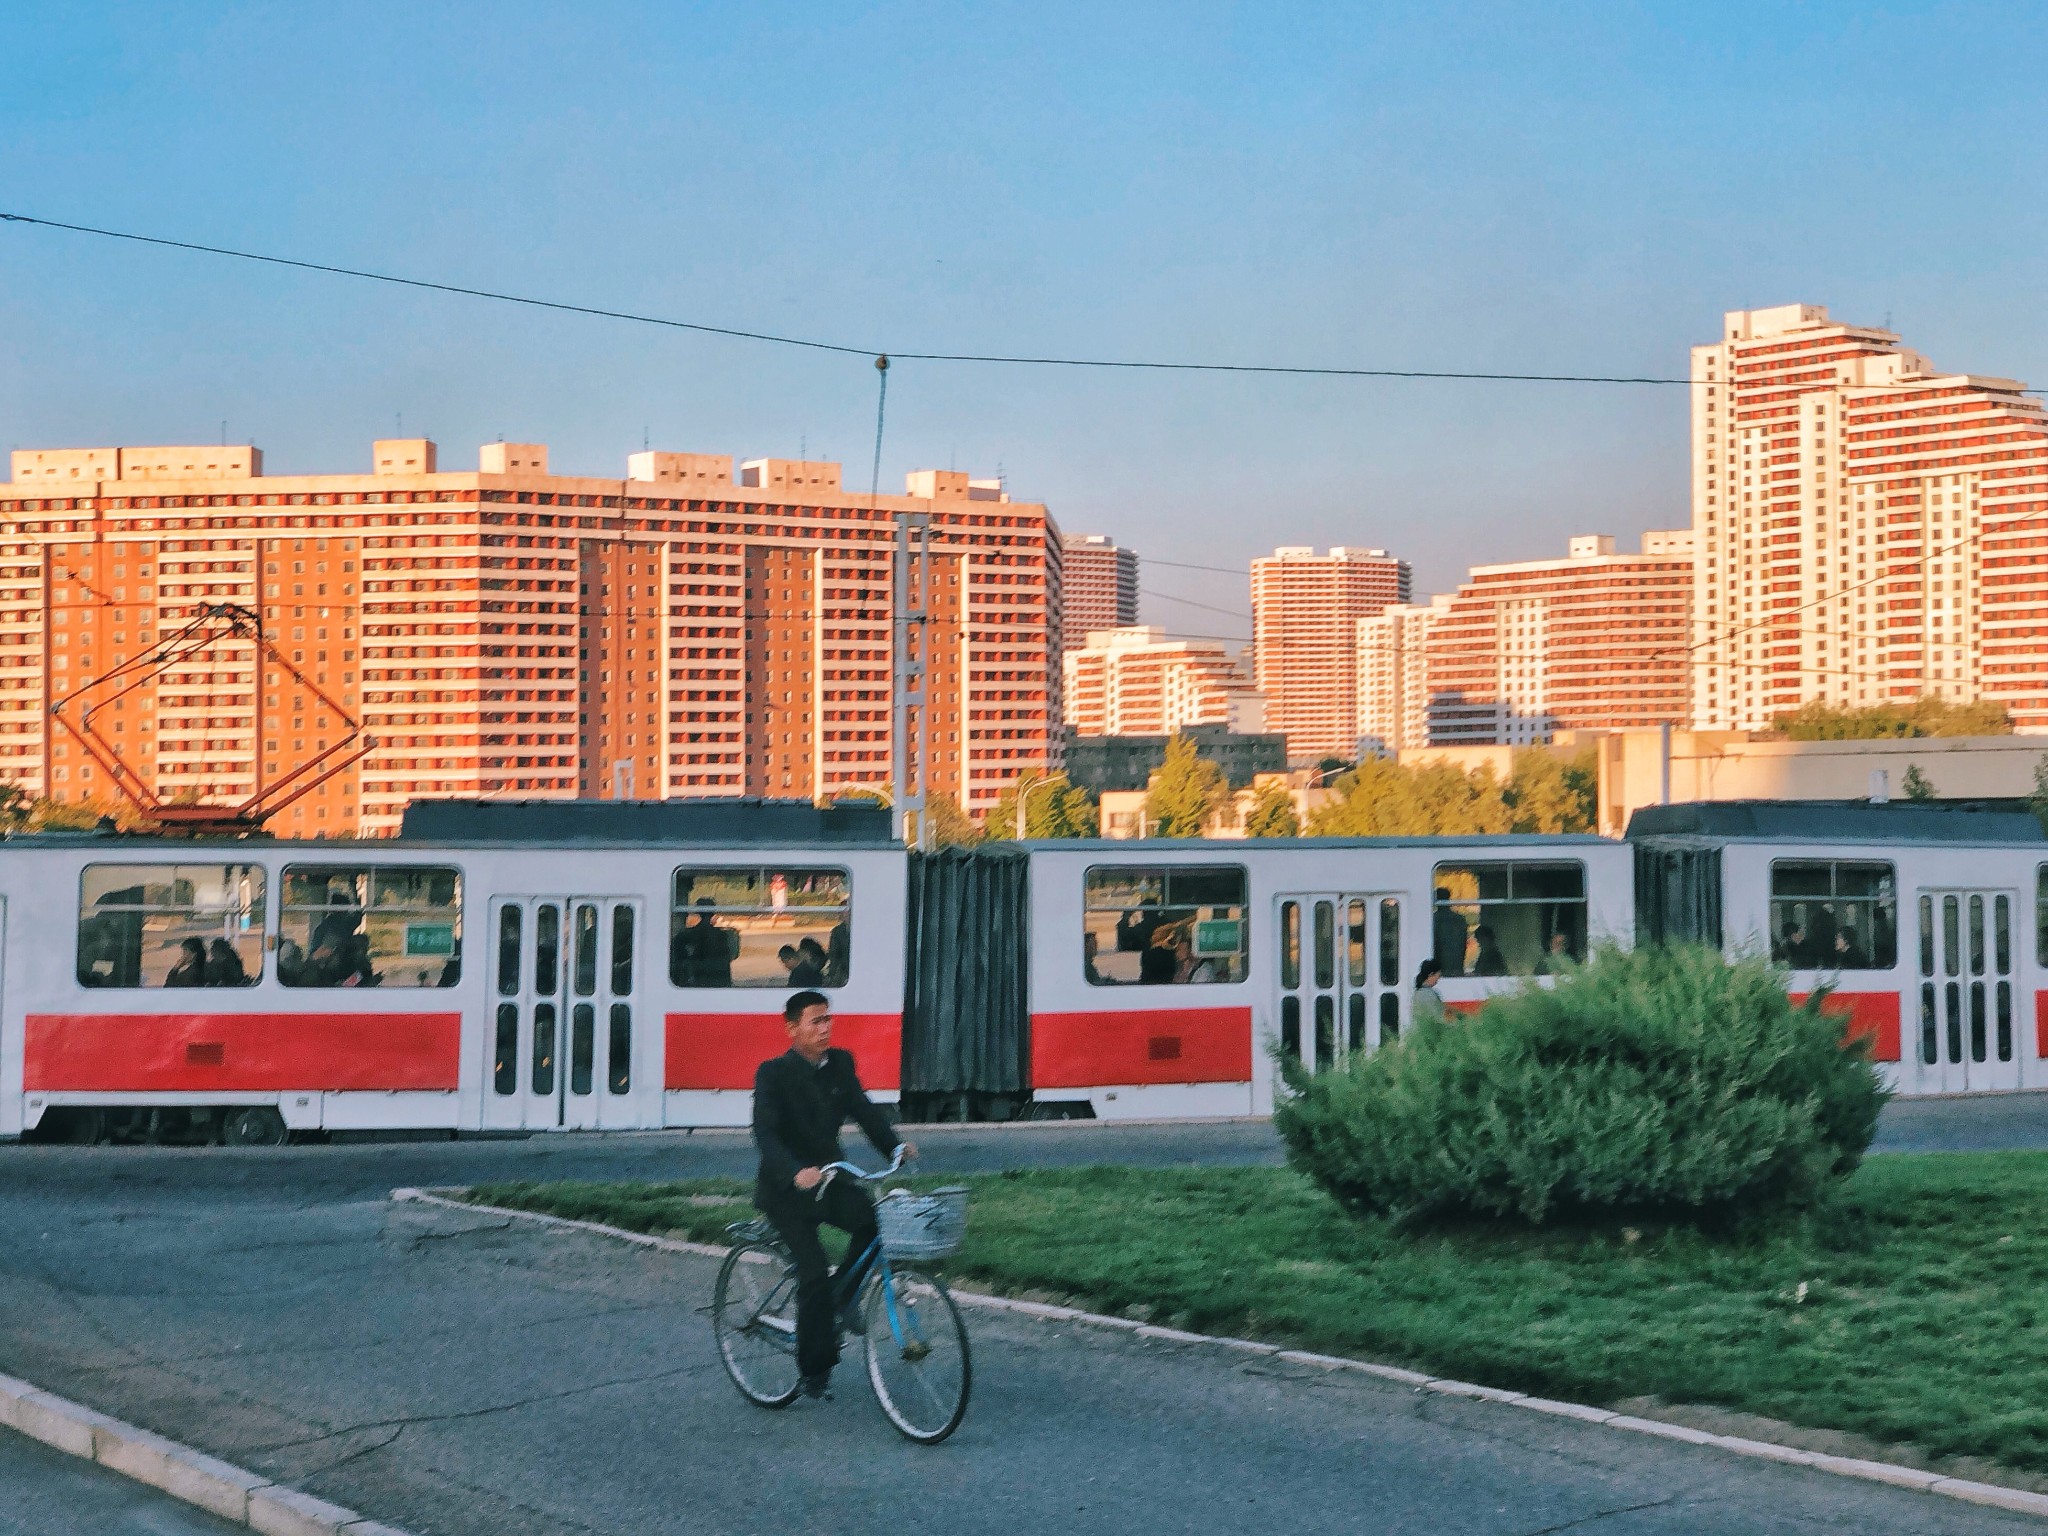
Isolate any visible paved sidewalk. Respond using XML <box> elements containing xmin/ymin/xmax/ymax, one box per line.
<box><xmin>0</xmin><ymin>1424</ymin><xmax>243</xmax><ymax>1536</ymax></box>
<box><xmin>2</xmin><ymin>1189</ymin><xmax>2041</xmax><ymax>1535</ymax></box>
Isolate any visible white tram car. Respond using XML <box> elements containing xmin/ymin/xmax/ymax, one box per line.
<box><xmin>0</xmin><ymin>797</ymin><xmax>2041</xmax><ymax>1144</ymax></box>
<box><xmin>1632</xmin><ymin>800</ymin><xmax>2048</xmax><ymax>1097</ymax></box>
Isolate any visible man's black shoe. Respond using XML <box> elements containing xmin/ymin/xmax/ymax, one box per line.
<box><xmin>799</xmin><ymin>1372</ymin><xmax>833</xmax><ymax>1401</ymax></box>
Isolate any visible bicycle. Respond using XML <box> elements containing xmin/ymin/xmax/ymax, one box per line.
<box><xmin>712</xmin><ymin>1146</ymin><xmax>973</xmax><ymax>1444</ymax></box>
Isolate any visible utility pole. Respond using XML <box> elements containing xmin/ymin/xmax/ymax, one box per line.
<box><xmin>891</xmin><ymin>507</ymin><xmax>932</xmax><ymax>848</ymax></box>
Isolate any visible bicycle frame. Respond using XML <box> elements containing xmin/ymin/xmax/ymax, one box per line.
<box><xmin>742</xmin><ymin>1145</ymin><xmax>925</xmax><ymax>1356</ymax></box>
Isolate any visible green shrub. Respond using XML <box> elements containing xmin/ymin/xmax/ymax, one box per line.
<box><xmin>1275</xmin><ymin>945</ymin><xmax>1888</xmax><ymax>1226</ymax></box>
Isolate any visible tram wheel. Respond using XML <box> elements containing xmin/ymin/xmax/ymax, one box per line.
<box><xmin>35</xmin><ymin>1107</ymin><xmax>105</xmax><ymax>1145</ymax></box>
<box><xmin>221</xmin><ymin>1107</ymin><xmax>289</xmax><ymax>1148</ymax></box>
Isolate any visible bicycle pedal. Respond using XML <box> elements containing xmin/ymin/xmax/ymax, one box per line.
<box><xmin>900</xmin><ymin>1340</ymin><xmax>931</xmax><ymax>1363</ymax></box>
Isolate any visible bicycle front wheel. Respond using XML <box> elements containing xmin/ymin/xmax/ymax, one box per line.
<box><xmin>863</xmin><ymin>1263</ymin><xmax>972</xmax><ymax>1443</ymax></box>
<box><xmin>713</xmin><ymin>1242</ymin><xmax>802</xmax><ymax>1409</ymax></box>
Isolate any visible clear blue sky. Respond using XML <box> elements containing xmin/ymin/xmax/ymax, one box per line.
<box><xmin>5</xmin><ymin>2</ymin><xmax>2045</xmax><ymax>638</ymax></box>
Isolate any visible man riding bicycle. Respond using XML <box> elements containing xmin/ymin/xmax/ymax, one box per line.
<box><xmin>752</xmin><ymin>989</ymin><xmax>916</xmax><ymax>1400</ymax></box>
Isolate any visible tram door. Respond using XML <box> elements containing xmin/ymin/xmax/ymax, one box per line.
<box><xmin>1914</xmin><ymin>890</ymin><xmax>2021</xmax><ymax>1094</ymax></box>
<box><xmin>487</xmin><ymin>896</ymin><xmax>643</xmax><ymax>1130</ymax></box>
<box><xmin>1275</xmin><ymin>894</ymin><xmax>1403</xmax><ymax>1073</ymax></box>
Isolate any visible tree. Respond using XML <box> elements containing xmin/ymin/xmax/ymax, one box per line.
<box><xmin>983</xmin><ymin>771</ymin><xmax>1097</xmax><ymax>840</ymax></box>
<box><xmin>1901</xmin><ymin>763</ymin><xmax>1937</xmax><ymax>802</ymax></box>
<box><xmin>1412</xmin><ymin>761</ymin><xmax>1512</xmax><ymax>835</ymax></box>
<box><xmin>1775</xmin><ymin>695</ymin><xmax>2011</xmax><ymax>740</ymax></box>
<box><xmin>1145</xmin><ymin>734</ymin><xmax>1229</xmax><ymax>838</ymax></box>
<box><xmin>1504</xmin><ymin>746</ymin><xmax>1597</xmax><ymax>834</ymax></box>
<box><xmin>915</xmin><ymin>793</ymin><xmax>982</xmax><ymax>848</ymax></box>
<box><xmin>1243</xmin><ymin>781</ymin><xmax>1300</xmax><ymax>838</ymax></box>
<box><xmin>4</xmin><ymin>792</ymin><xmax>147</xmax><ymax>833</ymax></box>
<box><xmin>1308</xmin><ymin>756</ymin><xmax>1510</xmax><ymax>836</ymax></box>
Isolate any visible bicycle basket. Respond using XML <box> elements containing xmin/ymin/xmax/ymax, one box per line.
<box><xmin>875</xmin><ymin>1187</ymin><xmax>969</xmax><ymax>1260</ymax></box>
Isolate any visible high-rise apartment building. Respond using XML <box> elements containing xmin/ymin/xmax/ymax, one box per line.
<box><xmin>1062</xmin><ymin>626</ymin><xmax>1264</xmax><ymax>738</ymax></box>
<box><xmin>1690</xmin><ymin>305</ymin><xmax>2048</xmax><ymax>730</ymax></box>
<box><xmin>0</xmin><ymin>441</ymin><xmax>1060</xmax><ymax>833</ymax></box>
<box><xmin>1250</xmin><ymin>546</ymin><xmax>1411</xmax><ymax>763</ymax></box>
<box><xmin>1424</xmin><ymin>532</ymin><xmax>1693</xmax><ymax>747</ymax></box>
<box><xmin>1356</xmin><ymin>597</ymin><xmax>1451</xmax><ymax>755</ymax></box>
<box><xmin>1059</xmin><ymin>533</ymin><xmax>1138</xmax><ymax>648</ymax></box>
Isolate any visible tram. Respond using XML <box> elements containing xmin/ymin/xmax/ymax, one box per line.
<box><xmin>1</xmin><ymin>795</ymin><xmax>2041</xmax><ymax>1144</ymax></box>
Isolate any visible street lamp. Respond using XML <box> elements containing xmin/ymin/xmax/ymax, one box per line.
<box><xmin>1013</xmin><ymin>770</ymin><xmax>1057</xmax><ymax>840</ymax></box>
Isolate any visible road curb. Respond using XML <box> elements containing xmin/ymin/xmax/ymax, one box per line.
<box><xmin>0</xmin><ymin>1368</ymin><xmax>417</xmax><ymax>1535</ymax></box>
<box><xmin>394</xmin><ymin>1186</ymin><xmax>2048</xmax><ymax>1525</ymax></box>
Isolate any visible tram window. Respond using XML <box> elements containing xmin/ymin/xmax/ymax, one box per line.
<box><xmin>611</xmin><ymin>905</ymin><xmax>636</xmax><ymax>996</ymax></box>
<box><xmin>1768</xmin><ymin>861</ymin><xmax>1896</xmax><ymax>970</ymax></box>
<box><xmin>670</xmin><ymin>868</ymin><xmax>850</xmax><ymax>988</ymax></box>
<box><xmin>2035</xmin><ymin>867</ymin><xmax>2048</xmax><ymax>967</ymax></box>
<box><xmin>77</xmin><ymin>864</ymin><xmax>265</xmax><ymax>988</ymax></box>
<box><xmin>1431</xmin><ymin>862</ymin><xmax>1585</xmax><ymax>977</ymax></box>
<box><xmin>278</xmin><ymin>866</ymin><xmax>463</xmax><ymax>988</ymax></box>
<box><xmin>497</xmin><ymin>906</ymin><xmax>522</xmax><ymax>996</ymax></box>
<box><xmin>1083</xmin><ymin>865</ymin><xmax>1247</xmax><ymax>985</ymax></box>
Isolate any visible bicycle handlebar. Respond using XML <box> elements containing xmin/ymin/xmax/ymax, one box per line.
<box><xmin>814</xmin><ymin>1144</ymin><xmax>910</xmax><ymax>1197</ymax></box>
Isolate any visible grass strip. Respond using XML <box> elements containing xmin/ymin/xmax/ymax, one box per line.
<box><xmin>472</xmin><ymin>1150</ymin><xmax>2048</xmax><ymax>1475</ymax></box>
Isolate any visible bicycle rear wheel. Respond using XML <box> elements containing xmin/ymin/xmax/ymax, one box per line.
<box><xmin>713</xmin><ymin>1242</ymin><xmax>802</xmax><ymax>1408</ymax></box>
<box><xmin>863</xmin><ymin>1264</ymin><xmax>971</xmax><ymax>1443</ymax></box>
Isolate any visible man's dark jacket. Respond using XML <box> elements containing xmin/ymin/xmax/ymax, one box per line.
<box><xmin>752</xmin><ymin>1047</ymin><xmax>899</xmax><ymax>1207</ymax></box>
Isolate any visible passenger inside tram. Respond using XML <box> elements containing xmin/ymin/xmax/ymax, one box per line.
<box><xmin>163</xmin><ymin>938</ymin><xmax>209</xmax><ymax>987</ymax></box>
<box><xmin>1430</xmin><ymin>862</ymin><xmax>1589</xmax><ymax>977</ymax></box>
<box><xmin>1084</xmin><ymin>866</ymin><xmax>1247</xmax><ymax>985</ymax></box>
<box><xmin>1431</xmin><ymin>890</ymin><xmax>1469</xmax><ymax>978</ymax></box>
<box><xmin>205</xmin><ymin>938</ymin><xmax>248</xmax><ymax>987</ymax></box>
<box><xmin>1138</xmin><ymin>932</ymin><xmax>1178</xmax><ymax>984</ymax></box>
<box><xmin>673</xmin><ymin>899</ymin><xmax>739</xmax><ymax>987</ymax></box>
<box><xmin>778</xmin><ymin>942</ymin><xmax>827</xmax><ymax>987</ymax></box>
<box><xmin>1470</xmin><ymin>925</ymin><xmax>1509</xmax><ymax>977</ymax></box>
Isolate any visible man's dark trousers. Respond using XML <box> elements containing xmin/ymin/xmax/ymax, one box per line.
<box><xmin>762</xmin><ymin>1180</ymin><xmax>879</xmax><ymax>1378</ymax></box>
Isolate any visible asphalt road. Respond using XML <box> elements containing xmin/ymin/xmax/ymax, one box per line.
<box><xmin>0</xmin><ymin>1424</ymin><xmax>243</xmax><ymax>1536</ymax></box>
<box><xmin>0</xmin><ymin>1104</ymin><xmax>2042</xmax><ymax>1536</ymax></box>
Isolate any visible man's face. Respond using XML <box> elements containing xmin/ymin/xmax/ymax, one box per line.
<box><xmin>786</xmin><ymin>1002</ymin><xmax>832</xmax><ymax>1062</ymax></box>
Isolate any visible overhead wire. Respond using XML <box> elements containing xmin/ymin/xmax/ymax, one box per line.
<box><xmin>12</xmin><ymin>208</ymin><xmax>2036</xmax><ymax>394</ymax></box>
<box><xmin>0</xmin><ymin>211</ymin><xmax>1702</xmax><ymax>388</ymax></box>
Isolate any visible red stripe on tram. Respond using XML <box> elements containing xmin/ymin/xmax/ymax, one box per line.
<box><xmin>665</xmin><ymin>1012</ymin><xmax>903</xmax><ymax>1091</ymax></box>
<box><xmin>25</xmin><ymin>1013</ymin><xmax>462</xmax><ymax>1092</ymax></box>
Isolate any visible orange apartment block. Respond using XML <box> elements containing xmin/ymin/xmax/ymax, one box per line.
<box><xmin>1691</xmin><ymin>305</ymin><xmax>2048</xmax><ymax>730</ymax></box>
<box><xmin>1250</xmin><ymin>546</ymin><xmax>1411</xmax><ymax>763</ymax></box>
<box><xmin>0</xmin><ymin>441</ymin><xmax>1060</xmax><ymax>834</ymax></box>
<box><xmin>1059</xmin><ymin>532</ymin><xmax>1138</xmax><ymax>648</ymax></box>
<box><xmin>1062</xmin><ymin>625</ymin><xmax>1264</xmax><ymax>737</ymax></box>
<box><xmin>1419</xmin><ymin>532</ymin><xmax>1694</xmax><ymax>747</ymax></box>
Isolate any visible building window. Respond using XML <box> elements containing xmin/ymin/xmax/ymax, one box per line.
<box><xmin>77</xmin><ymin>864</ymin><xmax>265</xmax><ymax>988</ymax></box>
<box><xmin>1432</xmin><ymin>862</ymin><xmax>1586</xmax><ymax>976</ymax></box>
<box><xmin>1769</xmin><ymin>861</ymin><xmax>1896</xmax><ymax>970</ymax></box>
<box><xmin>278</xmin><ymin>865</ymin><xmax>463</xmax><ymax>987</ymax></box>
<box><xmin>1084</xmin><ymin>864</ymin><xmax>1247</xmax><ymax>985</ymax></box>
<box><xmin>670</xmin><ymin>867</ymin><xmax>850</xmax><ymax>988</ymax></box>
